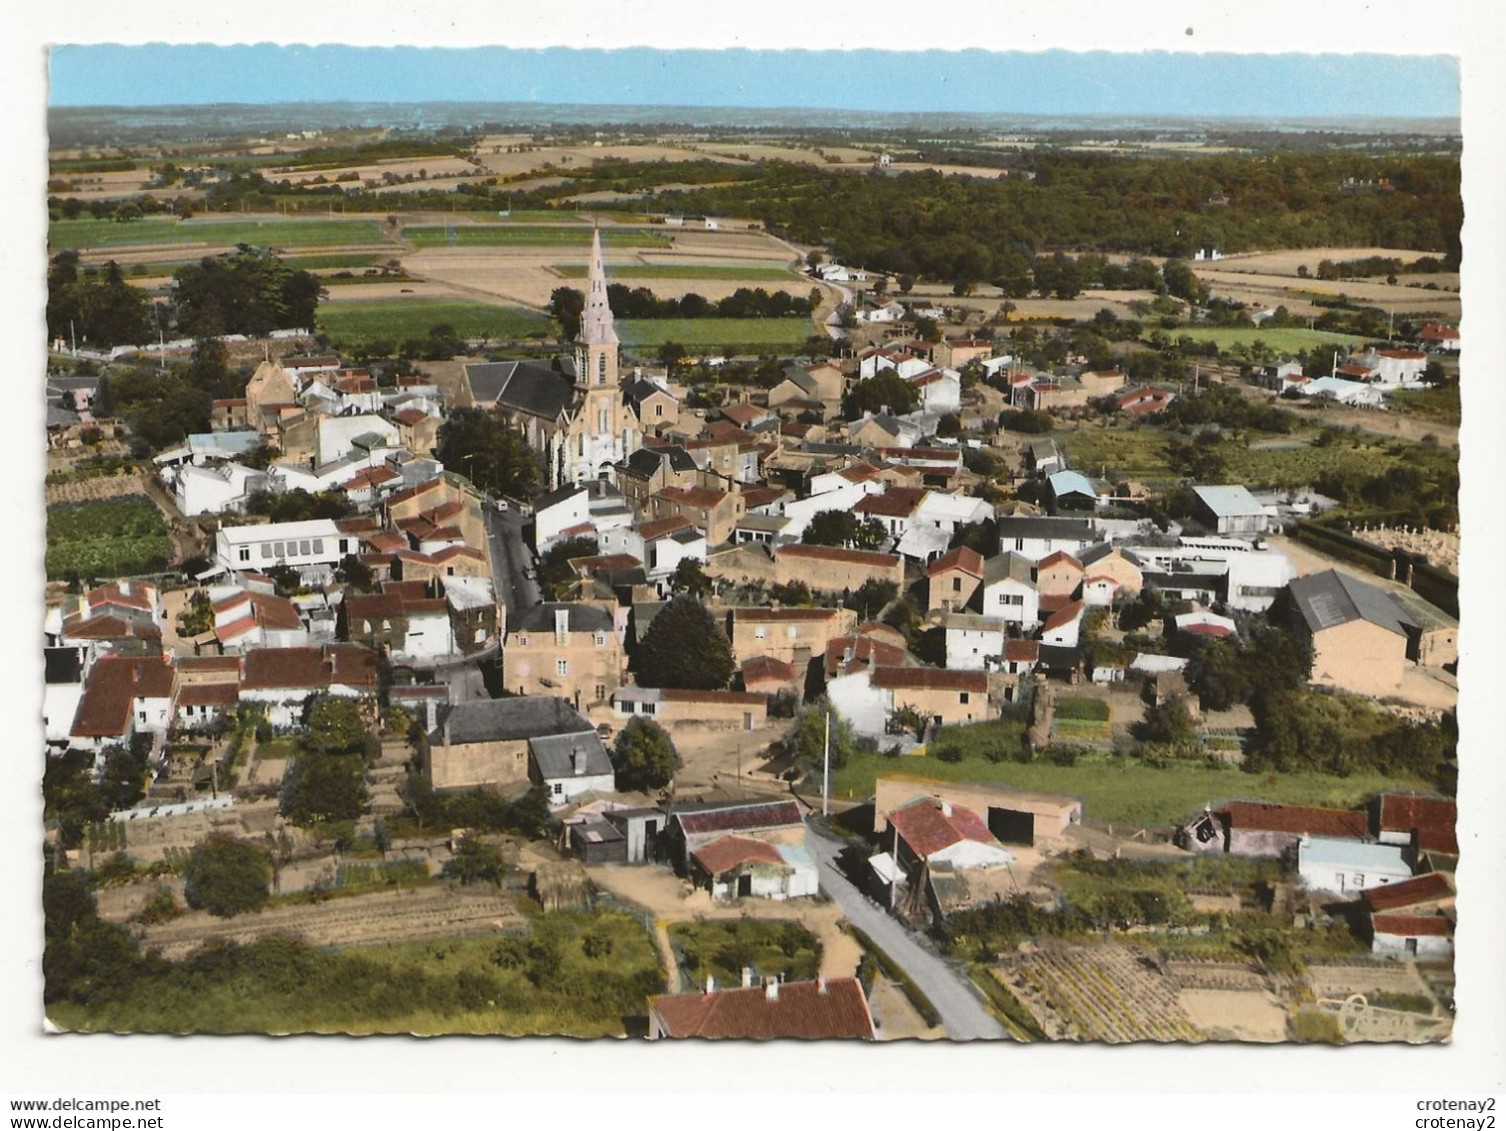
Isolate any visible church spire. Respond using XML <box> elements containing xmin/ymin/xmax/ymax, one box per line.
<box><xmin>578</xmin><ymin>223</ymin><xmax>618</xmax><ymax>347</ymax></box>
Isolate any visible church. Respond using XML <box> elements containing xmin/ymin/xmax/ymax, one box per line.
<box><xmin>462</xmin><ymin>228</ymin><xmax>680</xmax><ymax>489</ymax></box>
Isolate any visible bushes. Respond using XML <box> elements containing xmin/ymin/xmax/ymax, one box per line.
<box><xmin>1054</xmin><ymin>696</ymin><xmax>1110</xmax><ymax>722</ymax></box>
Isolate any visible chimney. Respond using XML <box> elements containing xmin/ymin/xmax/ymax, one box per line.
<box><xmin>940</xmin><ymin>799</ymin><xmax>952</xmax><ymax>818</ymax></box>
<box><xmin>741</xmin><ymin>967</ymin><xmax>753</xmax><ymax>989</ymax></box>
<box><xmin>764</xmin><ymin>978</ymin><xmax>780</xmax><ymax>1003</ymax></box>
<box><xmin>705</xmin><ymin>975</ymin><xmax>715</xmax><ymax>995</ymax></box>
<box><xmin>573</xmin><ymin>743</ymin><xmax>588</xmax><ymax>776</ymax></box>
<box><xmin>818</xmin><ymin>974</ymin><xmax>828</xmax><ymax>995</ymax></box>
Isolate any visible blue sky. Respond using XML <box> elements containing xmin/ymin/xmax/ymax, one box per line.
<box><xmin>48</xmin><ymin>45</ymin><xmax>1459</xmax><ymax>118</ymax></box>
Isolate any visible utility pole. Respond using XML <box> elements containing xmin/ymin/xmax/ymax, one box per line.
<box><xmin>821</xmin><ymin>711</ymin><xmax>831</xmax><ymax>818</ymax></box>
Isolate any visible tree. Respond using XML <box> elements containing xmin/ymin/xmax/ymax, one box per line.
<box><xmin>842</xmin><ymin>370</ymin><xmax>920</xmax><ymax>418</ymax></box>
<box><xmin>1134</xmin><ymin>695</ymin><xmax>1198</xmax><ymax>751</ymax></box>
<box><xmin>444</xmin><ymin>837</ymin><xmax>505</xmax><ymax>886</ymax></box>
<box><xmin>549</xmin><ymin>287</ymin><xmax>585</xmax><ymax>338</ymax></box>
<box><xmin>304</xmin><ymin>696</ymin><xmax>371</xmax><ymax>758</ymax></box>
<box><xmin>668</xmin><ymin>558</ymin><xmax>712</xmax><ymax>599</ymax></box>
<box><xmin>172</xmin><ymin>248</ymin><xmax>323</xmax><ymax>337</ymax></box>
<box><xmin>658</xmin><ymin>341</ymin><xmax>689</xmax><ymax>377</ymax></box>
<box><xmin>847</xmin><ymin>579</ymin><xmax>898</xmax><ymax>620</ymax></box>
<box><xmin>612</xmin><ymin>717</ymin><xmax>680</xmax><ymax>791</ymax></box>
<box><xmin>633</xmin><ymin>595</ymin><xmax>735</xmax><ymax>690</ymax></box>
<box><xmin>435</xmin><ymin>408</ymin><xmax>540</xmax><ymax>499</ymax></box>
<box><xmin>98</xmin><ymin>746</ymin><xmax>147</xmax><ymax>812</ymax></box>
<box><xmin>280</xmin><ymin>753</ymin><xmax>368</xmax><ymax>826</ymax></box>
<box><xmin>183</xmin><ymin>833</ymin><xmax>272</xmax><ymax>917</ymax></box>
<box><xmin>787</xmin><ymin>702</ymin><xmax>859</xmax><ymax>774</ymax></box>
<box><xmin>802</xmin><ymin>509</ymin><xmax>887</xmax><ymax>550</ymax></box>
<box><xmin>42</xmin><ymin>749</ymin><xmax>109</xmax><ymax>849</ymax></box>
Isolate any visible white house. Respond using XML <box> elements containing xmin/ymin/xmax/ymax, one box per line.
<box><xmin>171</xmin><ymin>462</ymin><xmax>267</xmax><ymax>516</ymax></box>
<box><xmin>996</xmin><ymin>516</ymin><xmax>1099</xmax><ymax>562</ymax></box>
<box><xmin>528</xmin><ymin>731</ymin><xmax>616</xmax><ymax>807</ymax></box>
<box><xmin>1371</xmin><ymin>914</ymin><xmax>1453</xmax><ymax>959</ymax></box>
<box><xmin>944</xmin><ymin>614</ymin><xmax>1009</xmax><ymax>671</ymax></box>
<box><xmin>1040</xmin><ymin>601</ymin><xmax>1086</xmax><ymax>648</ymax></box>
<box><xmin>1363</xmin><ymin>348</ymin><xmax>1429</xmax><ymax>389</ymax></box>
<box><xmin>1297</xmin><ymin>836</ymin><xmax>1413</xmax><ymax>896</ymax></box>
<box><xmin>908</xmin><ymin>368</ymin><xmax>962</xmax><ymax>414</ymax></box>
<box><xmin>776</xmin><ymin>481</ymin><xmax>873</xmax><ymax>540</ymax></box>
<box><xmin>690</xmin><ymin>836</ymin><xmax>819</xmax><ymax>902</ymax></box>
<box><xmin>317</xmin><ymin>414</ymin><xmax>401</xmax><ymax>464</ymax></box>
<box><xmin>858</xmin><ymin>300</ymin><xmax>907</xmax><ymax>324</ymax></box>
<box><xmin>979</xmin><ymin>552</ymin><xmax>1041</xmax><ymax>629</ymax></box>
<box><xmin>212</xmin><ymin>589</ymin><xmax>308</xmax><ymax>652</ymax></box>
<box><xmin>1301</xmin><ymin>376</ymin><xmax>1384</xmax><ymax>408</ymax></box>
<box><xmin>533</xmin><ymin>483</ymin><xmax>593</xmax><ymax>552</ymax></box>
<box><xmin>215</xmin><ymin>519</ymin><xmax>352</xmax><ymax>583</ymax></box>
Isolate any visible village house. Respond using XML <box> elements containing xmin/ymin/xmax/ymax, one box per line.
<box><xmin>612</xmin><ymin>686</ymin><xmax>770</xmax><ymax>731</ymax></box>
<box><xmin>927</xmin><ymin>546</ymin><xmax>985</xmax><ymax>613</ymax></box>
<box><xmin>822</xmin><ymin>625</ymin><xmax>913</xmax><ymax>682</ymax></box>
<box><xmin>424</xmin><ymin>696</ymin><xmax>592</xmax><ymax>793</ymax></box>
<box><xmin>828</xmin><ymin>665</ymin><xmax>989</xmax><ymax>736</ymax></box>
<box><xmin>739</xmin><ymin>655</ymin><xmax>800</xmax><ymax>699</ymax></box>
<box><xmin>1190</xmin><ymin>485</ymin><xmax>1274</xmax><ymax>537</ymax></box>
<box><xmin>341</xmin><ymin>580</ymin><xmax>455</xmax><ymax>660</ymax></box>
<box><xmin>1417</xmin><ymin>322</ymin><xmax>1460</xmax><ymax>353</ymax></box>
<box><xmin>1287</xmin><ymin>569</ymin><xmax>1415</xmax><ymax>698</ymax></box>
<box><xmin>214</xmin><ymin>518</ymin><xmax>354</xmax><ymax>584</ymax></box>
<box><xmin>649</xmin><ymin>483</ymin><xmax>745</xmax><ymax>547</ymax></box>
<box><xmin>730</xmin><ymin>606</ymin><xmax>858</xmax><ymax>670</ymax></box>
<box><xmin>1077</xmin><ymin>543</ymin><xmax>1144</xmax><ymax>604</ymax></box>
<box><xmin>1039</xmin><ymin>600</ymin><xmax>1086</xmax><ymax>647</ymax></box>
<box><xmin>212</xmin><ymin>588</ymin><xmax>307</xmax><ymax>653</ymax></box>
<box><xmin>870</xmin><ymin>796</ymin><xmax>1017</xmax><ymax>923</ymax></box>
<box><xmin>772</xmin><ymin>543</ymin><xmax>905</xmax><ymax>594</ymax></box>
<box><xmin>532</xmin><ymin>483</ymin><xmax>593</xmax><ymax>551</ymax></box>
<box><xmin>237</xmin><ymin>644</ymin><xmax>380</xmax><ymax>730</ymax></box>
<box><xmin>502</xmin><ymin>603</ymin><xmax>624</xmax><ymax>710</ymax></box>
<box><xmin>1297</xmin><ymin>835</ymin><xmax>1413</xmax><ymax>896</ymax></box>
<box><xmin>688</xmin><ymin>835</ymin><xmax>819</xmax><ymax>902</ymax></box>
<box><xmin>613</xmin><ymin>445</ymin><xmax>700</xmax><ymax>508</ymax></box>
<box><xmin>66</xmin><ymin>654</ymin><xmax>178</xmax><ymax>757</ymax></box>
<box><xmin>979</xmin><ymin>551</ymin><xmax>1041</xmax><ymax>629</ymax></box>
<box><xmin>873</xmin><ymin>776</ymin><xmax>1082</xmax><ymax>848</ymax></box>
<box><xmin>1364</xmin><ymin>873</ymin><xmax>1455</xmax><ymax>958</ymax></box>
<box><xmin>997</xmin><ymin>515</ymin><xmax>1099</xmax><ymax>562</ymax></box>
<box><xmin>943</xmin><ymin>613</ymin><xmax>1008</xmax><ymax>671</ymax></box>
<box><xmin>1175</xmin><ymin>800</ymin><xmax>1370</xmax><ymax>856</ymax></box>
<box><xmin>661</xmin><ymin>798</ymin><xmax>806</xmax><ymax>873</ymax></box>
<box><xmin>648</xmin><ymin>977</ymin><xmax>875</xmax><ymax>1040</ymax></box>
<box><xmin>528</xmin><ymin>729</ymin><xmax>616</xmax><ymax>807</ymax></box>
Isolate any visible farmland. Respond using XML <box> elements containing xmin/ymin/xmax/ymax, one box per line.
<box><xmin>1061</xmin><ymin>426</ymin><xmax>1178</xmax><ymax>483</ymax></box>
<box><xmin>404</xmin><ymin>225</ymin><xmax>671</xmax><ymax>250</ymax></box>
<box><xmin>1169</xmin><ymin>327</ymin><xmax>1365</xmax><ymax>354</ymax></box>
<box><xmin>46</xmin><ymin>496</ymin><xmax>171</xmax><ymax>581</ymax></box>
<box><xmin>616</xmin><ymin>317</ymin><xmax>814</xmax><ymax>350</ymax></box>
<box><xmin>552</xmin><ymin>263</ymin><xmax>798</xmax><ymax>281</ymax></box>
<box><xmin>316</xmin><ymin>299</ymin><xmax>554</xmax><ymax>345</ymax></box>
<box><xmin>49</xmin><ymin>217</ymin><xmax>385</xmax><ymax>250</ymax></box>
<box><xmin>831</xmin><ymin>748</ymin><xmax>1428</xmax><ymax>827</ymax></box>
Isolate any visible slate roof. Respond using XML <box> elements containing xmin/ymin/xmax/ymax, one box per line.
<box><xmin>528</xmin><ymin>730</ymin><xmax>614</xmax><ymax>781</ymax></box>
<box><xmin>982</xmin><ymin>551</ymin><xmax>1035</xmax><ymax>588</ymax></box>
<box><xmin>430</xmin><ymin>696</ymin><xmax>590</xmax><ymax>746</ymax></box>
<box><xmin>465</xmin><ymin>360</ymin><xmax>575</xmax><ymax>420</ymax></box>
<box><xmin>996</xmin><ymin>516</ymin><xmax>1096</xmax><ymax>541</ymax></box>
<box><xmin>532</xmin><ymin>482</ymin><xmax>588</xmax><ymax>513</ymax></box>
<box><xmin>1289</xmin><ymin>569</ymin><xmax>1415</xmax><ymax>638</ymax></box>
<box><xmin>649</xmin><ymin>978</ymin><xmax>874</xmax><ymax>1040</ymax></box>
<box><xmin>511</xmin><ymin>602</ymin><xmax>615</xmax><ymax>633</ymax></box>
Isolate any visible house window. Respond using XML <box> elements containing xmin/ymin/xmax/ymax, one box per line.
<box><xmin>553</xmin><ymin>782</ymin><xmax>564</xmax><ymax>797</ymax></box>
<box><xmin>518</xmin><ymin>634</ymin><xmax>529</xmax><ymax>646</ymax></box>
<box><xmin>1353</xmin><ymin>874</ymin><xmax>1364</xmax><ymax>888</ymax></box>
<box><xmin>952</xmin><ymin>577</ymin><xmax>962</xmax><ymax>592</ymax></box>
<box><xmin>300</xmin><ymin>540</ymin><xmax>312</xmax><ymax>555</ymax></box>
<box><xmin>754</xmin><ymin>627</ymin><xmax>767</xmax><ymax>640</ymax></box>
<box><xmin>259</xmin><ymin>544</ymin><xmax>271</xmax><ymax>559</ymax></box>
<box><xmin>786</xmin><ymin>626</ymin><xmax>798</xmax><ymax>640</ymax></box>
<box><xmin>594</xmin><ymin>632</ymin><xmax>607</xmax><ymax>647</ymax></box>
<box><xmin>312</xmin><ymin>539</ymin><xmax>324</xmax><ymax>554</ymax></box>
<box><xmin>1014</xmin><ymin>539</ymin><xmax>1025</xmax><ymax>551</ymax></box>
<box><xmin>138</xmin><ymin>711</ymin><xmax>147</xmax><ymax>723</ymax></box>
<box><xmin>655</xmin><ymin>404</ymin><xmax>664</xmax><ymax>418</ymax></box>
<box><xmin>556</xmin><ymin>659</ymin><xmax>569</xmax><ymax>677</ymax></box>
<box><xmin>642</xmin><ymin>702</ymin><xmax>655</xmax><ymax>716</ymax></box>
<box><xmin>595</xmin><ymin>684</ymin><xmax>606</xmax><ymax>701</ymax></box>
<box><xmin>239</xmin><ymin>548</ymin><xmax>251</xmax><ymax>563</ymax></box>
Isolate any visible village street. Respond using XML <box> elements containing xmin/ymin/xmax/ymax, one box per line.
<box><xmin>803</xmin><ymin>820</ymin><xmax>1007</xmax><ymax>1041</ymax></box>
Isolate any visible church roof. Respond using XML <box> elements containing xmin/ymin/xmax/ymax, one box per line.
<box><xmin>465</xmin><ymin>360</ymin><xmax>576</xmax><ymax>422</ymax></box>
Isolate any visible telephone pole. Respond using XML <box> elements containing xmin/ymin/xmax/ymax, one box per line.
<box><xmin>821</xmin><ymin>711</ymin><xmax>831</xmax><ymax>818</ymax></box>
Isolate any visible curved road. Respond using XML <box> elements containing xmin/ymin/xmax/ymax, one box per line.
<box><xmin>805</xmin><ymin>820</ymin><xmax>1006</xmax><ymax>1041</ymax></box>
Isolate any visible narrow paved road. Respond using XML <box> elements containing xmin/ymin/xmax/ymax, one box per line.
<box><xmin>484</xmin><ymin>504</ymin><xmax>540</xmax><ymax>618</ymax></box>
<box><xmin>805</xmin><ymin>821</ymin><xmax>1006</xmax><ymax>1041</ymax></box>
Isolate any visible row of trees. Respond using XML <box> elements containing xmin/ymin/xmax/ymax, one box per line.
<box><xmin>548</xmin><ymin>284</ymin><xmax>816</xmax><ymax>338</ymax></box>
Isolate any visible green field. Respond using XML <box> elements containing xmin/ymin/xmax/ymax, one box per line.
<box><xmin>1061</xmin><ymin>426</ymin><xmax>1178</xmax><ymax>483</ymax></box>
<box><xmin>1171</xmin><ymin>327</ymin><xmax>1365</xmax><ymax>354</ymax></box>
<box><xmin>49</xmin><ymin>217</ymin><xmax>384</xmax><ymax>250</ymax></box>
<box><xmin>617</xmin><ymin>317</ymin><xmax>813</xmax><ymax>349</ymax></box>
<box><xmin>119</xmin><ymin>252</ymin><xmax>387</xmax><ymax>276</ymax></box>
<box><xmin>317</xmin><ymin>299</ymin><xmax>554</xmax><ymax>344</ymax></box>
<box><xmin>553</xmin><ymin>263</ymin><xmax>798</xmax><ymax>281</ymax></box>
<box><xmin>831</xmin><ymin>748</ymin><xmax>1427</xmax><ymax>827</ymax></box>
<box><xmin>404</xmin><ymin>225</ymin><xmax>671</xmax><ymax>249</ymax></box>
<box><xmin>46</xmin><ymin>496</ymin><xmax>171</xmax><ymax>581</ymax></box>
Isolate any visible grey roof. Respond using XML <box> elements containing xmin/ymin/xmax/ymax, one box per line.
<box><xmin>631</xmin><ymin>601</ymin><xmax>668</xmax><ymax>639</ymax></box>
<box><xmin>983</xmin><ymin>551</ymin><xmax>1035</xmax><ymax>588</ymax></box>
<box><xmin>1036</xmin><ymin>644</ymin><xmax>1083</xmax><ymax>670</ymax></box>
<box><xmin>513</xmin><ymin>602</ymin><xmax>616</xmax><ymax>634</ymax></box>
<box><xmin>1191</xmin><ymin>485</ymin><xmax>1265</xmax><ymax>519</ymax></box>
<box><xmin>46</xmin><ymin>404</ymin><xmax>80</xmax><ymax>428</ymax></box>
<box><xmin>1143</xmin><ymin>569</ymin><xmax>1227</xmax><ymax>593</ymax></box>
<box><xmin>532</xmin><ymin>481</ymin><xmax>588</xmax><ymax>513</ymax></box>
<box><xmin>781</xmin><ymin>367</ymin><xmax>819</xmax><ymax>394</ymax></box>
<box><xmin>529</xmin><ymin>730</ymin><xmax>614</xmax><ymax>781</ymax></box>
<box><xmin>465</xmin><ymin>360</ymin><xmax>575</xmax><ymax>420</ymax></box>
<box><xmin>45</xmin><ymin>646</ymin><xmax>85</xmax><ymax>685</ymax></box>
<box><xmin>622</xmin><ymin>374</ymin><xmax>678</xmax><ymax>413</ymax></box>
<box><xmin>996</xmin><ymin>516</ymin><xmax>1097</xmax><ymax>541</ymax></box>
<box><xmin>1289</xmin><ymin>569</ymin><xmax>1415</xmax><ymax>638</ymax></box>
<box><xmin>621</xmin><ymin>445</ymin><xmax>697</xmax><ymax>479</ymax></box>
<box><xmin>1077</xmin><ymin>541</ymin><xmax>1118</xmax><ymax>568</ymax></box>
<box><xmin>1028</xmin><ymin>439</ymin><xmax>1060</xmax><ymax>460</ymax></box>
<box><xmin>1048</xmin><ymin>470</ymin><xmax>1100</xmax><ymax>499</ymax></box>
<box><xmin>430</xmin><ymin>696</ymin><xmax>589</xmax><ymax>745</ymax></box>
<box><xmin>943</xmin><ymin>613</ymin><xmax>1006</xmax><ymax>631</ymax></box>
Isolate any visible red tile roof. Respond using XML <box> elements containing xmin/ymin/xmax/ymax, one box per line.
<box><xmin>1363</xmin><ymin>872</ymin><xmax>1455</xmax><ymax>913</ymax></box>
<box><xmin>855</xmin><ymin>487</ymin><xmax>926</xmax><ymax>518</ymax></box>
<box><xmin>735</xmin><ymin>606</ymin><xmax>843</xmax><ymax>623</ymax></box>
<box><xmin>928</xmin><ymin>546</ymin><xmax>985</xmax><ymax>579</ymax></box>
<box><xmin>657</xmin><ymin>485</ymin><xmax>730</xmax><ymax>509</ymax></box>
<box><xmin>1041</xmin><ymin>600</ymin><xmax>1085</xmax><ymax>633</ymax></box>
<box><xmin>393</xmin><ymin>407</ymin><xmax>428</xmax><ymax>425</ymax></box>
<box><xmin>889</xmin><ymin>797</ymin><xmax>996</xmax><ymax>858</ymax></box>
<box><xmin>870</xmin><ymin>666</ymin><xmax>987</xmax><ymax>693</ymax></box>
<box><xmin>650</xmin><ymin>978</ymin><xmax>874</xmax><ymax>1040</ymax></box>
<box><xmin>739</xmin><ymin>486</ymin><xmax>788</xmax><ymax>509</ymax></box>
<box><xmin>741</xmin><ymin>655</ymin><xmax>796</xmax><ymax>684</ymax></box>
<box><xmin>825</xmin><ymin>634</ymin><xmax>910</xmax><ymax>678</ymax></box>
<box><xmin>690</xmin><ymin>834</ymin><xmax>785</xmax><ymax>875</ymax></box>
<box><xmin>1219</xmin><ymin>801</ymin><xmax>1369</xmax><ymax>840</ymax></box>
<box><xmin>1371</xmin><ymin>913</ymin><xmax>1451</xmax><ymax>938</ymax></box>
<box><xmin>638</xmin><ymin>515</ymin><xmax>695</xmax><ymax>541</ymax></box>
<box><xmin>1036</xmin><ymin>550</ymin><xmax>1084</xmax><ymax>571</ymax></box>
<box><xmin>673</xmin><ymin>800</ymin><xmax>804</xmax><ymax>838</ymax></box>
<box><xmin>775</xmin><ymin>544</ymin><xmax>900</xmax><ymax>569</ymax></box>
<box><xmin>1377</xmin><ymin>793</ymin><xmax>1456</xmax><ymax>849</ymax></box>
<box><xmin>177</xmin><ymin>682</ymin><xmax>239</xmax><ymax>708</ymax></box>
<box><xmin>71</xmin><ymin>656</ymin><xmax>177</xmax><ymax>738</ymax></box>
<box><xmin>1004</xmin><ymin>639</ymin><xmax>1040</xmax><ymax>663</ymax></box>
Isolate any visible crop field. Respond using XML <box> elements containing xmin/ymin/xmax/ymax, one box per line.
<box><xmin>46</xmin><ymin>496</ymin><xmax>171</xmax><ymax>581</ymax></box>
<box><xmin>552</xmin><ymin>263</ymin><xmax>798</xmax><ymax>281</ymax></box>
<box><xmin>993</xmin><ymin>945</ymin><xmax>1203</xmax><ymax>1042</ymax></box>
<box><xmin>1170</xmin><ymin>327</ymin><xmax>1365</xmax><ymax>353</ymax></box>
<box><xmin>316</xmin><ymin>299</ymin><xmax>553</xmax><ymax>344</ymax></box>
<box><xmin>1061</xmin><ymin>426</ymin><xmax>1178</xmax><ymax>483</ymax></box>
<box><xmin>616</xmin><ymin>317</ymin><xmax>813</xmax><ymax>350</ymax></box>
<box><xmin>49</xmin><ymin>217</ymin><xmax>384</xmax><ymax>250</ymax></box>
<box><xmin>404</xmin><ymin>225</ymin><xmax>671</xmax><ymax>249</ymax></box>
<box><xmin>831</xmin><ymin>748</ymin><xmax>1428</xmax><ymax>827</ymax></box>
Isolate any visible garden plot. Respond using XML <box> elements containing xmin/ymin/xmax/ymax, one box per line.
<box><xmin>993</xmin><ymin>944</ymin><xmax>1203</xmax><ymax>1042</ymax></box>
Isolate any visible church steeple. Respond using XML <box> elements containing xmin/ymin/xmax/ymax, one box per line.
<box><xmin>574</xmin><ymin>224</ymin><xmax>619</xmax><ymax>389</ymax></box>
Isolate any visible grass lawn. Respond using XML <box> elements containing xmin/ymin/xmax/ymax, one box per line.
<box><xmin>51</xmin><ymin>908</ymin><xmax>663</xmax><ymax>1037</ymax></box>
<box><xmin>46</xmin><ymin>496</ymin><xmax>171</xmax><ymax>581</ymax></box>
<box><xmin>404</xmin><ymin>225</ymin><xmax>670</xmax><ymax>249</ymax></box>
<box><xmin>317</xmin><ymin>299</ymin><xmax>554</xmax><ymax>344</ymax></box>
<box><xmin>1060</xmin><ymin>425</ymin><xmax>1178</xmax><ymax>483</ymax></box>
<box><xmin>831</xmin><ymin>748</ymin><xmax>1429</xmax><ymax>827</ymax></box>
<box><xmin>49</xmin><ymin>217</ymin><xmax>383</xmax><ymax>250</ymax></box>
<box><xmin>553</xmin><ymin>263</ymin><xmax>799</xmax><ymax>281</ymax></box>
<box><xmin>617</xmin><ymin>317</ymin><xmax>813</xmax><ymax>349</ymax></box>
<box><xmin>1171</xmin><ymin>327</ymin><xmax>1365</xmax><ymax>354</ymax></box>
